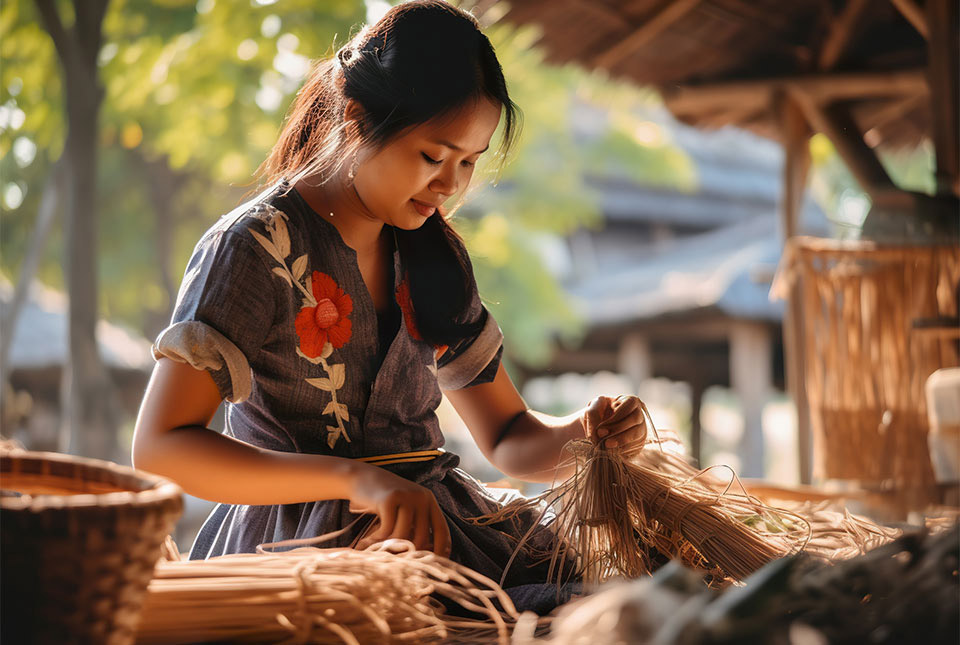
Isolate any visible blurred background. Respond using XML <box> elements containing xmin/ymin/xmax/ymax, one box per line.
<box><xmin>1</xmin><ymin>0</ymin><xmax>953</xmax><ymax>547</ymax></box>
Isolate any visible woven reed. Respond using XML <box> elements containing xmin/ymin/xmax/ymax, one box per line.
<box><xmin>0</xmin><ymin>443</ymin><xmax>184</xmax><ymax>645</ymax></box>
<box><xmin>772</xmin><ymin>237</ymin><xmax>960</xmax><ymax>504</ymax></box>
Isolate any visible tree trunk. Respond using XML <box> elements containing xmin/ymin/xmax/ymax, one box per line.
<box><xmin>35</xmin><ymin>0</ymin><xmax>120</xmax><ymax>461</ymax></box>
<box><xmin>133</xmin><ymin>151</ymin><xmax>187</xmax><ymax>339</ymax></box>
<box><xmin>0</xmin><ymin>158</ymin><xmax>66</xmax><ymax>401</ymax></box>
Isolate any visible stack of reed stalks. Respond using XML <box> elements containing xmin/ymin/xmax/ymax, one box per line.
<box><xmin>136</xmin><ymin>538</ymin><xmax>553</xmax><ymax>644</ymax></box>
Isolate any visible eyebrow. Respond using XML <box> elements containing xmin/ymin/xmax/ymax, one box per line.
<box><xmin>432</xmin><ymin>139</ymin><xmax>489</xmax><ymax>155</ymax></box>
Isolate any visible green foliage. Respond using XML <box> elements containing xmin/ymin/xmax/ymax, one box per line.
<box><xmin>807</xmin><ymin>132</ymin><xmax>937</xmax><ymax>237</ymax></box>
<box><xmin>453</xmin><ymin>19</ymin><xmax>695</xmax><ymax>366</ymax></box>
<box><xmin>2</xmin><ymin>0</ymin><xmax>692</xmax><ymax>370</ymax></box>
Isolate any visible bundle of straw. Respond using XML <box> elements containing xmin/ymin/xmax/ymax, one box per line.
<box><xmin>135</xmin><ymin>538</ymin><xmax>554</xmax><ymax>644</ymax></box>
<box><xmin>465</xmin><ymin>401</ymin><xmax>896</xmax><ymax>590</ymax></box>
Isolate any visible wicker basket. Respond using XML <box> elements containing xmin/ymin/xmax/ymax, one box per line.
<box><xmin>0</xmin><ymin>444</ymin><xmax>183</xmax><ymax>645</ymax></box>
<box><xmin>773</xmin><ymin>237</ymin><xmax>960</xmax><ymax>506</ymax></box>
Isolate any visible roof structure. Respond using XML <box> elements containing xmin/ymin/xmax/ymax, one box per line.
<box><xmin>568</xmin><ymin>213</ymin><xmax>789</xmax><ymax>326</ymax></box>
<box><xmin>472</xmin><ymin>0</ymin><xmax>958</xmax><ymax>201</ymax></box>
<box><xmin>1</xmin><ymin>277</ymin><xmax>153</xmax><ymax>372</ymax></box>
<box><xmin>567</xmin><ymin>107</ymin><xmax>830</xmax><ymax>325</ymax></box>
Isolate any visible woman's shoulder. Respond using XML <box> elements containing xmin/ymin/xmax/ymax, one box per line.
<box><xmin>186</xmin><ymin>185</ymin><xmax>303</xmax><ymax>266</ymax></box>
<box><xmin>203</xmin><ymin>185</ymin><xmax>293</xmax><ymax>240</ymax></box>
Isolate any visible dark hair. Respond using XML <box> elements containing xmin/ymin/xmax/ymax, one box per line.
<box><xmin>256</xmin><ymin>0</ymin><xmax>522</xmax><ymax>348</ymax></box>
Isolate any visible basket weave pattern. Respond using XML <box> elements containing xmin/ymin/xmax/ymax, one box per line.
<box><xmin>781</xmin><ymin>238</ymin><xmax>960</xmax><ymax>501</ymax></box>
<box><xmin>1</xmin><ymin>447</ymin><xmax>183</xmax><ymax>644</ymax></box>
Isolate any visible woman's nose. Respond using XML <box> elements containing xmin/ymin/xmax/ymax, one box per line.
<box><xmin>429</xmin><ymin>166</ymin><xmax>459</xmax><ymax>198</ymax></box>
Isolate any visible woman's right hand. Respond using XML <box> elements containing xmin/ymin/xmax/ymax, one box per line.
<box><xmin>347</xmin><ymin>463</ymin><xmax>452</xmax><ymax>557</ymax></box>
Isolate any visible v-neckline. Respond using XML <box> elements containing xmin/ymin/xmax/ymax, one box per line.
<box><xmin>284</xmin><ymin>182</ymin><xmax>404</xmax><ymax>361</ymax></box>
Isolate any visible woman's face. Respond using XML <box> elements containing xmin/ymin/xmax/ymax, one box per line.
<box><xmin>350</xmin><ymin>97</ymin><xmax>502</xmax><ymax>230</ymax></box>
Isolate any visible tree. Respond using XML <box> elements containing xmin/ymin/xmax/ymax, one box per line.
<box><xmin>32</xmin><ymin>0</ymin><xmax>119</xmax><ymax>459</ymax></box>
<box><xmin>2</xmin><ymin>1</ymin><xmax>693</xmax><ymax>456</ymax></box>
<box><xmin>2</xmin><ymin>0</ymin><xmax>365</xmax><ymax>457</ymax></box>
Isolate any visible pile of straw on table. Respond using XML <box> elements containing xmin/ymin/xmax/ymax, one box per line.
<box><xmin>136</xmin><ymin>538</ymin><xmax>552</xmax><ymax>644</ymax></box>
<box><xmin>135</xmin><ymin>404</ymin><xmax>902</xmax><ymax>643</ymax></box>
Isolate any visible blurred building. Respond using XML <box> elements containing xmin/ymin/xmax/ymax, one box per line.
<box><xmin>510</xmin><ymin>103</ymin><xmax>830</xmax><ymax>478</ymax></box>
<box><xmin>0</xmin><ymin>277</ymin><xmax>154</xmax><ymax>454</ymax></box>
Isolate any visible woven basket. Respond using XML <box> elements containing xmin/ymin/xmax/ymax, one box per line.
<box><xmin>773</xmin><ymin>237</ymin><xmax>960</xmax><ymax>506</ymax></box>
<box><xmin>0</xmin><ymin>445</ymin><xmax>183</xmax><ymax>645</ymax></box>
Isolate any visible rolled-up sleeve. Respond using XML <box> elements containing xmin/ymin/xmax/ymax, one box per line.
<box><xmin>437</xmin><ymin>302</ymin><xmax>504</xmax><ymax>391</ymax></box>
<box><xmin>152</xmin><ymin>226</ymin><xmax>276</xmax><ymax>403</ymax></box>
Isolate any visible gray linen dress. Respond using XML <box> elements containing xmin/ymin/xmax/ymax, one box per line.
<box><xmin>151</xmin><ymin>179</ymin><xmax>581</xmax><ymax>615</ymax></box>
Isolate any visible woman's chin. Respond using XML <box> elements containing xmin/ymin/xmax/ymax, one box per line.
<box><xmin>391</xmin><ymin>212</ymin><xmax>432</xmax><ymax>230</ymax></box>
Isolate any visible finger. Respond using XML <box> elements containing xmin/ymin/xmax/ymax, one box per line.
<box><xmin>391</xmin><ymin>505</ymin><xmax>415</xmax><ymax>543</ymax></box>
<box><xmin>412</xmin><ymin>508</ymin><xmax>432</xmax><ymax>552</ymax></box>
<box><xmin>604</xmin><ymin>424</ymin><xmax>646</xmax><ymax>448</ymax></box>
<box><xmin>430</xmin><ymin>504</ymin><xmax>452</xmax><ymax>557</ymax></box>
<box><xmin>354</xmin><ymin>516</ymin><xmax>381</xmax><ymax>550</ymax></box>
<box><xmin>601</xmin><ymin>412</ymin><xmax>645</xmax><ymax>440</ymax></box>
<box><xmin>372</xmin><ymin>502</ymin><xmax>398</xmax><ymax>542</ymax></box>
<box><xmin>583</xmin><ymin>396</ymin><xmax>612</xmax><ymax>440</ymax></box>
<box><xmin>596</xmin><ymin>398</ymin><xmax>640</xmax><ymax>438</ymax></box>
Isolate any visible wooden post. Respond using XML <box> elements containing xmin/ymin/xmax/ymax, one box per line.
<box><xmin>730</xmin><ymin>321</ymin><xmax>772</xmax><ymax>479</ymax></box>
<box><xmin>617</xmin><ymin>332</ymin><xmax>652</xmax><ymax>390</ymax></box>
<box><xmin>926</xmin><ymin>0</ymin><xmax>960</xmax><ymax>197</ymax></box>
<box><xmin>690</xmin><ymin>379</ymin><xmax>705</xmax><ymax>466</ymax></box>
<box><xmin>775</xmin><ymin>90</ymin><xmax>814</xmax><ymax>484</ymax></box>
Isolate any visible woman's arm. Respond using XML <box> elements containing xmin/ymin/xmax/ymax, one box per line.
<box><xmin>132</xmin><ymin>358</ymin><xmax>362</xmax><ymax>505</ymax></box>
<box><xmin>442</xmin><ymin>362</ymin><xmax>586</xmax><ymax>484</ymax></box>
<box><xmin>134</xmin><ymin>358</ymin><xmax>453</xmax><ymax>554</ymax></box>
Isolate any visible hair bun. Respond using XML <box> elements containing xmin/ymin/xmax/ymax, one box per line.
<box><xmin>336</xmin><ymin>45</ymin><xmax>358</xmax><ymax>67</ymax></box>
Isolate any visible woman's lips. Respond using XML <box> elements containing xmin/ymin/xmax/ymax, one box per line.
<box><xmin>410</xmin><ymin>199</ymin><xmax>436</xmax><ymax>217</ymax></box>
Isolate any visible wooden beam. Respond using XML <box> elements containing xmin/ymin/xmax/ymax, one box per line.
<box><xmin>789</xmin><ymin>90</ymin><xmax>899</xmax><ymax>200</ymax></box>
<box><xmin>819</xmin><ymin>0</ymin><xmax>872</xmax><ymax>70</ymax></box>
<box><xmin>697</xmin><ymin>104</ymin><xmax>764</xmax><ymax>129</ymax></box>
<box><xmin>926</xmin><ymin>0</ymin><xmax>960</xmax><ymax>196</ymax></box>
<box><xmin>664</xmin><ymin>68</ymin><xmax>927</xmax><ymax>115</ymax></box>
<box><xmin>774</xmin><ymin>90</ymin><xmax>814</xmax><ymax>484</ymax></box>
<box><xmin>591</xmin><ymin>0</ymin><xmax>701</xmax><ymax>70</ymax></box>
<box><xmin>856</xmin><ymin>94</ymin><xmax>925</xmax><ymax>133</ymax></box>
<box><xmin>569</xmin><ymin>0</ymin><xmax>632</xmax><ymax>31</ymax></box>
<box><xmin>889</xmin><ymin>0</ymin><xmax>929</xmax><ymax>39</ymax></box>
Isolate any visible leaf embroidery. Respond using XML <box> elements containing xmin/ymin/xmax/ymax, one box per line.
<box><xmin>292</xmin><ymin>254</ymin><xmax>308</xmax><ymax>281</ymax></box>
<box><xmin>250</xmin><ymin>205</ymin><xmax>353</xmax><ymax>450</ymax></box>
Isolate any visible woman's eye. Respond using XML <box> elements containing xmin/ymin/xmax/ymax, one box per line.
<box><xmin>421</xmin><ymin>153</ymin><xmax>442</xmax><ymax>165</ymax></box>
<box><xmin>462</xmin><ymin>160</ymin><xmax>475</xmax><ymax>167</ymax></box>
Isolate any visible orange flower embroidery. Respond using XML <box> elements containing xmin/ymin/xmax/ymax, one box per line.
<box><xmin>396</xmin><ymin>275</ymin><xmax>449</xmax><ymax>358</ymax></box>
<box><xmin>295</xmin><ymin>271</ymin><xmax>353</xmax><ymax>357</ymax></box>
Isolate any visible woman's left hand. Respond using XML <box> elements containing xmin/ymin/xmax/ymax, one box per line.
<box><xmin>581</xmin><ymin>394</ymin><xmax>647</xmax><ymax>449</ymax></box>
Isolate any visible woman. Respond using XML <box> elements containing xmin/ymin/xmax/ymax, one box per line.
<box><xmin>133</xmin><ymin>0</ymin><xmax>647</xmax><ymax>615</ymax></box>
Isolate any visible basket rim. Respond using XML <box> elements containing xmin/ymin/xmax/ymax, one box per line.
<box><xmin>1</xmin><ymin>448</ymin><xmax>183</xmax><ymax>511</ymax></box>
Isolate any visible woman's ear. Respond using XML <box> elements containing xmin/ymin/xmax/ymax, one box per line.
<box><xmin>344</xmin><ymin>99</ymin><xmax>367</xmax><ymax>137</ymax></box>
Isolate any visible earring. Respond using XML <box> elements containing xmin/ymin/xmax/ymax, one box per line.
<box><xmin>347</xmin><ymin>152</ymin><xmax>359</xmax><ymax>180</ymax></box>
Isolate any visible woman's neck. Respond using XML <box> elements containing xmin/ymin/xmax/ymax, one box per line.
<box><xmin>294</xmin><ymin>177</ymin><xmax>385</xmax><ymax>255</ymax></box>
